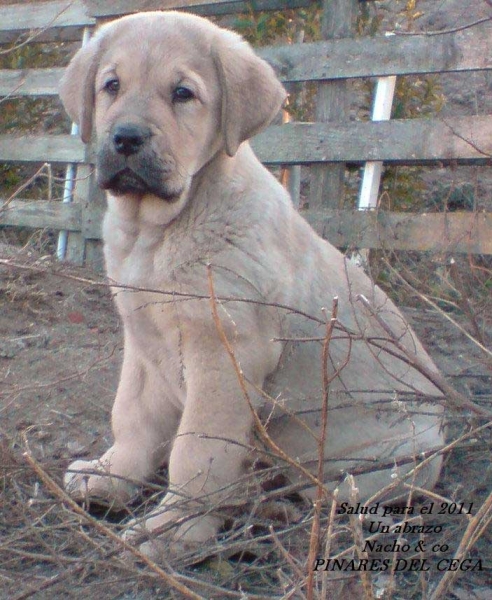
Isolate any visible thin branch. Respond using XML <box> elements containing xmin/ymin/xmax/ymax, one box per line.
<box><xmin>0</xmin><ymin>1</ymin><xmax>82</xmax><ymax>56</ymax></box>
<box><xmin>306</xmin><ymin>298</ymin><xmax>339</xmax><ymax>600</ymax></box>
<box><xmin>348</xmin><ymin>474</ymin><xmax>375</xmax><ymax>600</ymax></box>
<box><xmin>321</xmin><ymin>489</ymin><xmax>339</xmax><ymax>600</ymax></box>
<box><xmin>0</xmin><ymin>164</ymin><xmax>52</xmax><ymax>213</ymax></box>
<box><xmin>357</xmin><ymin>294</ymin><xmax>492</xmax><ymax>418</ymax></box>
<box><xmin>384</xmin><ymin>259</ymin><xmax>492</xmax><ymax>360</ymax></box>
<box><xmin>448</xmin><ymin>258</ymin><xmax>486</xmax><ymax>346</ymax></box>
<box><xmin>206</xmin><ymin>264</ymin><xmax>330</xmax><ymax>494</ymax></box>
<box><xmin>21</xmin><ymin>436</ymin><xmax>206</xmax><ymax>600</ymax></box>
<box><xmin>443</xmin><ymin>118</ymin><xmax>492</xmax><ymax>159</ymax></box>
<box><xmin>0</xmin><ymin>258</ymin><xmax>328</xmax><ymax>327</ymax></box>
<box><xmin>430</xmin><ymin>490</ymin><xmax>492</xmax><ymax>600</ymax></box>
<box><xmin>390</xmin><ymin>16</ymin><xmax>492</xmax><ymax>36</ymax></box>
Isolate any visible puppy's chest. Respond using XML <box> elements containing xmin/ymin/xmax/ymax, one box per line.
<box><xmin>104</xmin><ymin>223</ymin><xmax>186</xmax><ymax>289</ymax></box>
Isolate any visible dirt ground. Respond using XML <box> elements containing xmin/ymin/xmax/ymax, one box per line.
<box><xmin>0</xmin><ymin>243</ymin><xmax>491</xmax><ymax>600</ymax></box>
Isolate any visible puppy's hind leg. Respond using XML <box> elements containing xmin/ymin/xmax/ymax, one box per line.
<box><xmin>65</xmin><ymin>347</ymin><xmax>181</xmax><ymax>509</ymax></box>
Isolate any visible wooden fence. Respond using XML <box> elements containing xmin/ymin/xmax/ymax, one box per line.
<box><xmin>0</xmin><ymin>0</ymin><xmax>491</xmax><ymax>265</ymax></box>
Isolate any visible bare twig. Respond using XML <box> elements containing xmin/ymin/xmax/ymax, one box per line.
<box><xmin>21</xmin><ymin>436</ymin><xmax>206</xmax><ymax>600</ymax></box>
<box><xmin>430</xmin><ymin>490</ymin><xmax>492</xmax><ymax>600</ymax></box>
<box><xmin>269</xmin><ymin>525</ymin><xmax>307</xmax><ymax>587</ymax></box>
<box><xmin>384</xmin><ymin>259</ymin><xmax>492</xmax><ymax>360</ymax></box>
<box><xmin>348</xmin><ymin>475</ymin><xmax>374</xmax><ymax>600</ymax></box>
<box><xmin>206</xmin><ymin>264</ymin><xmax>329</xmax><ymax>493</ymax></box>
<box><xmin>0</xmin><ymin>1</ymin><xmax>81</xmax><ymax>56</ymax></box>
<box><xmin>0</xmin><ymin>164</ymin><xmax>52</xmax><ymax>213</ymax></box>
<box><xmin>443</xmin><ymin>118</ymin><xmax>492</xmax><ymax>159</ymax></box>
<box><xmin>357</xmin><ymin>294</ymin><xmax>492</xmax><ymax>417</ymax></box>
<box><xmin>390</xmin><ymin>16</ymin><xmax>492</xmax><ymax>36</ymax></box>
<box><xmin>321</xmin><ymin>488</ymin><xmax>339</xmax><ymax>600</ymax></box>
<box><xmin>0</xmin><ymin>258</ymin><xmax>329</xmax><ymax>327</ymax></box>
<box><xmin>306</xmin><ymin>298</ymin><xmax>338</xmax><ymax>600</ymax></box>
<box><xmin>448</xmin><ymin>258</ymin><xmax>486</xmax><ymax>346</ymax></box>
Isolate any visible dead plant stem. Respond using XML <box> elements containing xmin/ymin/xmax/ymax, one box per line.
<box><xmin>357</xmin><ymin>294</ymin><xmax>491</xmax><ymax>417</ymax></box>
<box><xmin>21</xmin><ymin>436</ymin><xmax>206</xmax><ymax>600</ymax></box>
<box><xmin>306</xmin><ymin>298</ymin><xmax>338</xmax><ymax>600</ymax></box>
<box><xmin>430</xmin><ymin>490</ymin><xmax>492</xmax><ymax>600</ymax></box>
<box><xmin>206</xmin><ymin>264</ymin><xmax>329</xmax><ymax>493</ymax></box>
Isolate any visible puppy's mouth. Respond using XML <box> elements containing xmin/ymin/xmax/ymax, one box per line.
<box><xmin>99</xmin><ymin>167</ymin><xmax>181</xmax><ymax>203</ymax></box>
<box><xmin>101</xmin><ymin>167</ymin><xmax>149</xmax><ymax>195</ymax></box>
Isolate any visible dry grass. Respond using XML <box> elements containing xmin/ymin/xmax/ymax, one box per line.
<box><xmin>1</xmin><ymin>423</ymin><xmax>490</xmax><ymax>599</ymax></box>
<box><xmin>1</xmin><ymin>255</ymin><xmax>491</xmax><ymax>600</ymax></box>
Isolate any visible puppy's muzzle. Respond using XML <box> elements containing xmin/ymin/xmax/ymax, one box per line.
<box><xmin>96</xmin><ymin>122</ymin><xmax>182</xmax><ymax>201</ymax></box>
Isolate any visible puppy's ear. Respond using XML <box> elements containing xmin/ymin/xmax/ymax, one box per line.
<box><xmin>214</xmin><ymin>36</ymin><xmax>287</xmax><ymax>157</ymax></box>
<box><xmin>59</xmin><ymin>37</ymin><xmax>102</xmax><ymax>143</ymax></box>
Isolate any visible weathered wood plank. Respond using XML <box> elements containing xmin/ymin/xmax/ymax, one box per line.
<box><xmin>252</xmin><ymin>115</ymin><xmax>492</xmax><ymax>165</ymax></box>
<box><xmin>1</xmin><ymin>22</ymin><xmax>490</xmax><ymax>98</ymax></box>
<box><xmin>304</xmin><ymin>210</ymin><xmax>492</xmax><ymax>255</ymax></box>
<box><xmin>3</xmin><ymin>201</ymin><xmax>490</xmax><ymax>256</ymax></box>
<box><xmin>310</xmin><ymin>0</ymin><xmax>356</xmax><ymax>212</ymax></box>
<box><xmin>0</xmin><ymin>68</ymin><xmax>63</xmax><ymax>97</ymax></box>
<box><xmin>0</xmin><ymin>199</ymin><xmax>81</xmax><ymax>231</ymax></box>
<box><xmin>0</xmin><ymin>116</ymin><xmax>490</xmax><ymax>165</ymax></box>
<box><xmin>0</xmin><ymin>135</ymin><xmax>88</xmax><ymax>164</ymax></box>
<box><xmin>0</xmin><ymin>1</ymin><xmax>93</xmax><ymax>44</ymax></box>
<box><xmin>0</xmin><ymin>0</ymin><xmax>309</xmax><ymax>42</ymax></box>
<box><xmin>63</xmin><ymin>164</ymin><xmax>101</xmax><ymax>264</ymax></box>
<box><xmin>0</xmin><ymin>1</ymin><xmax>90</xmax><ymax>31</ymax></box>
<box><xmin>260</xmin><ymin>21</ymin><xmax>492</xmax><ymax>81</ymax></box>
<box><xmin>86</xmin><ymin>0</ymin><xmax>313</xmax><ymax>19</ymax></box>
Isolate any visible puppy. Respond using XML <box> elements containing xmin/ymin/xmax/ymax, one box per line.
<box><xmin>59</xmin><ymin>11</ymin><xmax>444</xmax><ymax>557</ymax></box>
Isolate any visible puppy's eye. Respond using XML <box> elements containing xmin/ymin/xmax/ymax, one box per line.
<box><xmin>104</xmin><ymin>78</ymin><xmax>120</xmax><ymax>94</ymax></box>
<box><xmin>172</xmin><ymin>86</ymin><xmax>195</xmax><ymax>103</ymax></box>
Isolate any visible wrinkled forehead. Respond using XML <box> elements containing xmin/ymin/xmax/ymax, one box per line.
<box><xmin>96</xmin><ymin>18</ymin><xmax>217</xmax><ymax>82</ymax></box>
<box><xmin>99</xmin><ymin>15</ymin><xmax>215</xmax><ymax>62</ymax></box>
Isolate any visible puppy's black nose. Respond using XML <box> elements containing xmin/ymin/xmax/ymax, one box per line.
<box><xmin>112</xmin><ymin>123</ymin><xmax>150</xmax><ymax>156</ymax></box>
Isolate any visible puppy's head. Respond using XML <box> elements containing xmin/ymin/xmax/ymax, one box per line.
<box><xmin>59</xmin><ymin>11</ymin><xmax>286</xmax><ymax>202</ymax></box>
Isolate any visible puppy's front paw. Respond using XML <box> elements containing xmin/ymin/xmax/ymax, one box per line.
<box><xmin>65</xmin><ymin>459</ymin><xmax>138</xmax><ymax>509</ymax></box>
<box><xmin>123</xmin><ymin>508</ymin><xmax>221</xmax><ymax>562</ymax></box>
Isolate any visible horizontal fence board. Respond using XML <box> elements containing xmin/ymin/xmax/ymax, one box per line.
<box><xmin>1</xmin><ymin>116</ymin><xmax>490</xmax><ymax>165</ymax></box>
<box><xmin>1</xmin><ymin>0</ymin><xmax>491</xmax><ymax>65</ymax></box>
<box><xmin>0</xmin><ymin>0</ymin><xmax>310</xmax><ymax>43</ymax></box>
<box><xmin>0</xmin><ymin>1</ymin><xmax>90</xmax><ymax>30</ymax></box>
<box><xmin>0</xmin><ymin>135</ymin><xmax>87</xmax><ymax>164</ymax></box>
<box><xmin>2</xmin><ymin>22</ymin><xmax>491</xmax><ymax>98</ymax></box>
<box><xmin>0</xmin><ymin>27</ymin><xmax>88</xmax><ymax>46</ymax></box>
<box><xmin>0</xmin><ymin>68</ymin><xmax>63</xmax><ymax>97</ymax></box>
<box><xmin>260</xmin><ymin>22</ymin><xmax>492</xmax><ymax>81</ymax></box>
<box><xmin>0</xmin><ymin>1</ymin><xmax>93</xmax><ymax>44</ymax></box>
<box><xmin>87</xmin><ymin>0</ymin><xmax>313</xmax><ymax>18</ymax></box>
<box><xmin>304</xmin><ymin>210</ymin><xmax>492</xmax><ymax>254</ymax></box>
<box><xmin>2</xmin><ymin>201</ymin><xmax>490</xmax><ymax>255</ymax></box>
<box><xmin>252</xmin><ymin>115</ymin><xmax>492</xmax><ymax>165</ymax></box>
<box><xmin>0</xmin><ymin>199</ymin><xmax>81</xmax><ymax>231</ymax></box>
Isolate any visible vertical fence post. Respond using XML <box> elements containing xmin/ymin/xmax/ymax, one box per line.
<box><xmin>358</xmin><ymin>75</ymin><xmax>397</xmax><ymax>210</ymax></box>
<box><xmin>351</xmin><ymin>75</ymin><xmax>396</xmax><ymax>266</ymax></box>
<box><xmin>281</xmin><ymin>109</ymin><xmax>302</xmax><ymax>208</ymax></box>
<box><xmin>57</xmin><ymin>27</ymin><xmax>90</xmax><ymax>265</ymax></box>
<box><xmin>309</xmin><ymin>0</ymin><xmax>358</xmax><ymax>214</ymax></box>
<box><xmin>58</xmin><ymin>24</ymin><xmax>106</xmax><ymax>271</ymax></box>
<box><xmin>280</xmin><ymin>26</ymin><xmax>304</xmax><ymax>209</ymax></box>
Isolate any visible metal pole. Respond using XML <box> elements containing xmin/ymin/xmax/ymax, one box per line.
<box><xmin>358</xmin><ymin>72</ymin><xmax>397</xmax><ymax>210</ymax></box>
<box><xmin>57</xmin><ymin>26</ymin><xmax>91</xmax><ymax>261</ymax></box>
